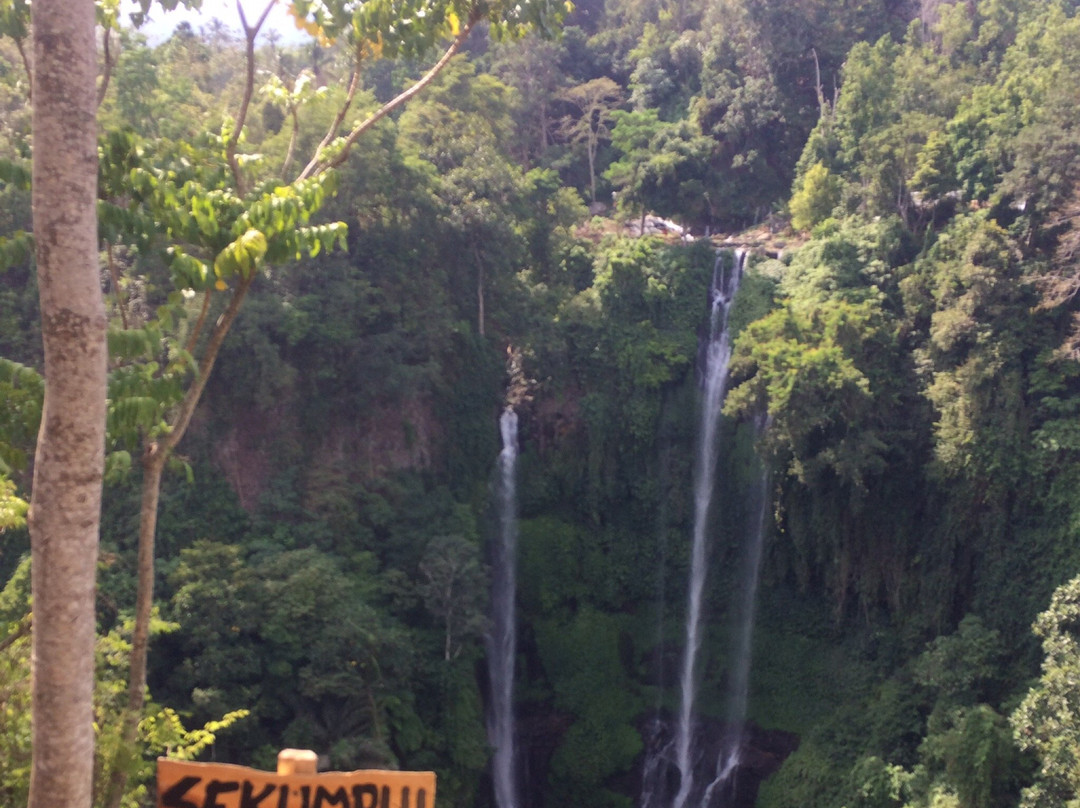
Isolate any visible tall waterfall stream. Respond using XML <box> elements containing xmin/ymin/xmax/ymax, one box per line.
<box><xmin>672</xmin><ymin>249</ymin><xmax>745</xmax><ymax>808</ymax></box>
<box><xmin>640</xmin><ymin>249</ymin><xmax>773</xmax><ymax>808</ymax></box>
<box><xmin>488</xmin><ymin>408</ymin><xmax>520</xmax><ymax>808</ymax></box>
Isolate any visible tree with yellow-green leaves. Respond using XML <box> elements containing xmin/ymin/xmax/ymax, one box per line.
<box><xmin>558</xmin><ymin>77</ymin><xmax>624</xmax><ymax>204</ymax></box>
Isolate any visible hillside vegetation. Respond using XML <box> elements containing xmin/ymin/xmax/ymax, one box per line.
<box><xmin>4</xmin><ymin>1</ymin><xmax>1080</xmax><ymax>807</ymax></box>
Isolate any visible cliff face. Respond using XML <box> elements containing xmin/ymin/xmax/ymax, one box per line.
<box><xmin>210</xmin><ymin>392</ymin><xmax>445</xmax><ymax>512</ymax></box>
<box><xmin>523</xmin><ymin>383</ymin><xmax>585</xmax><ymax>457</ymax></box>
<box><xmin>319</xmin><ymin>395</ymin><xmax>444</xmax><ymax>482</ymax></box>
<box><xmin>212</xmin><ymin>399</ymin><xmax>295</xmax><ymax>512</ymax></box>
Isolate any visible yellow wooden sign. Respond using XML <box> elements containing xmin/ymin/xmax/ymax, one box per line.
<box><xmin>157</xmin><ymin>758</ymin><xmax>435</xmax><ymax>808</ymax></box>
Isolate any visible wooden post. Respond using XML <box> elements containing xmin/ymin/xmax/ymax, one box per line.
<box><xmin>277</xmin><ymin>749</ymin><xmax>318</xmax><ymax>776</ymax></box>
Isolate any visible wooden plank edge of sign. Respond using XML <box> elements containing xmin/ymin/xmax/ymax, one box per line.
<box><xmin>156</xmin><ymin>757</ymin><xmax>436</xmax><ymax>808</ymax></box>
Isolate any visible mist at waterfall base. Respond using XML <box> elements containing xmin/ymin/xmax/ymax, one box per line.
<box><xmin>487</xmin><ymin>408</ymin><xmax>520</xmax><ymax>808</ymax></box>
<box><xmin>640</xmin><ymin>250</ymin><xmax>774</xmax><ymax>808</ymax></box>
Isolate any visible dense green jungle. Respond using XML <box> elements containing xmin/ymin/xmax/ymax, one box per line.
<box><xmin>5</xmin><ymin>0</ymin><xmax>1080</xmax><ymax>806</ymax></box>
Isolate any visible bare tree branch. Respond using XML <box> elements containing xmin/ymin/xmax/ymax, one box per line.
<box><xmin>281</xmin><ymin>105</ymin><xmax>300</xmax><ymax>179</ymax></box>
<box><xmin>106</xmin><ymin>243</ymin><xmax>128</xmax><ymax>330</ymax></box>
<box><xmin>97</xmin><ymin>26</ymin><xmax>113</xmax><ymax>108</ymax></box>
<box><xmin>296</xmin><ymin>60</ymin><xmax>362</xmax><ymax>181</ymax></box>
<box><xmin>227</xmin><ymin>0</ymin><xmax>277</xmax><ymax>192</ymax></box>
<box><xmin>14</xmin><ymin>36</ymin><xmax>30</xmax><ymax>101</ymax></box>
<box><xmin>184</xmin><ymin>287</ymin><xmax>213</xmax><ymax>356</ymax></box>
<box><xmin>164</xmin><ymin>275</ymin><xmax>256</xmax><ymax>455</ymax></box>
<box><xmin>298</xmin><ymin>19</ymin><xmax>477</xmax><ymax>180</ymax></box>
<box><xmin>0</xmin><ymin>614</ymin><xmax>30</xmax><ymax>654</ymax></box>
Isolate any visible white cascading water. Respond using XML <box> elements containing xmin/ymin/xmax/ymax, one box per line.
<box><xmin>671</xmin><ymin>249</ymin><xmax>746</xmax><ymax>808</ymax></box>
<box><xmin>702</xmin><ymin>452</ymin><xmax>770</xmax><ymax>806</ymax></box>
<box><xmin>488</xmin><ymin>408</ymin><xmax>520</xmax><ymax>808</ymax></box>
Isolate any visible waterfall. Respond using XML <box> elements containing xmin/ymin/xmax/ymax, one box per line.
<box><xmin>702</xmin><ymin>454</ymin><xmax>770</xmax><ymax>807</ymax></box>
<box><xmin>488</xmin><ymin>408</ymin><xmax>520</xmax><ymax>808</ymax></box>
<box><xmin>637</xmin><ymin>249</ymin><xmax>778</xmax><ymax>808</ymax></box>
<box><xmin>670</xmin><ymin>249</ymin><xmax>745</xmax><ymax>808</ymax></box>
<box><xmin>640</xmin><ymin>250</ymin><xmax>747</xmax><ymax>808</ymax></box>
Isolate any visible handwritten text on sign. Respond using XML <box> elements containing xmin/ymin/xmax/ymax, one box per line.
<box><xmin>157</xmin><ymin>759</ymin><xmax>436</xmax><ymax>808</ymax></box>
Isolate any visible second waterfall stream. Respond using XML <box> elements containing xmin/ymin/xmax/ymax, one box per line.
<box><xmin>672</xmin><ymin>248</ymin><xmax>745</xmax><ymax>808</ymax></box>
<box><xmin>641</xmin><ymin>248</ymin><xmax>767</xmax><ymax>808</ymax></box>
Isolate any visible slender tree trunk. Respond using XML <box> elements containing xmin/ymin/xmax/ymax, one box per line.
<box><xmin>105</xmin><ymin>273</ymin><xmax>255</xmax><ymax>808</ymax></box>
<box><xmin>474</xmin><ymin>245</ymin><xmax>486</xmax><ymax>337</ymax></box>
<box><xmin>281</xmin><ymin>106</ymin><xmax>300</xmax><ymax>180</ymax></box>
<box><xmin>478</xmin><ymin>270</ymin><xmax>485</xmax><ymax>336</ymax></box>
<box><xmin>28</xmin><ymin>3</ymin><xmax>105</xmax><ymax>808</ymax></box>
<box><xmin>539</xmin><ymin>101</ymin><xmax>549</xmax><ymax>153</ymax></box>
<box><xmin>587</xmin><ymin>139</ymin><xmax>597</xmax><ymax>204</ymax></box>
<box><xmin>101</xmin><ymin>451</ymin><xmax>164</xmax><ymax>808</ymax></box>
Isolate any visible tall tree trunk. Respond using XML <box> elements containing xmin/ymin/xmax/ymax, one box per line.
<box><xmin>587</xmin><ymin>139</ymin><xmax>597</xmax><ymax>204</ymax></box>
<box><xmin>28</xmin><ymin>3</ymin><xmax>105</xmax><ymax>808</ymax></box>
<box><xmin>539</xmin><ymin>101</ymin><xmax>549</xmax><ymax>153</ymax></box>
<box><xmin>474</xmin><ymin>244</ymin><xmax>486</xmax><ymax>337</ymax></box>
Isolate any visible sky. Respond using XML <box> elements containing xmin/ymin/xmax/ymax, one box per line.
<box><xmin>127</xmin><ymin>0</ymin><xmax>313</xmax><ymax>44</ymax></box>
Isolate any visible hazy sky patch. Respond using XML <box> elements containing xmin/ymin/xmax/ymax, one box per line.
<box><xmin>124</xmin><ymin>0</ymin><xmax>313</xmax><ymax>44</ymax></box>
